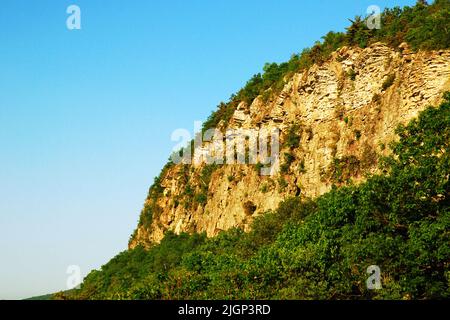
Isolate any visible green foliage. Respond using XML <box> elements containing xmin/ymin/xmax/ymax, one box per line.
<box><xmin>404</xmin><ymin>0</ymin><xmax>450</xmax><ymax>50</ymax></box>
<box><xmin>68</xmin><ymin>232</ymin><xmax>207</xmax><ymax>300</ymax></box>
<box><xmin>346</xmin><ymin>16</ymin><xmax>373</xmax><ymax>48</ymax></box>
<box><xmin>277</xmin><ymin>176</ymin><xmax>288</xmax><ymax>192</ymax></box>
<box><xmin>260</xmin><ymin>184</ymin><xmax>269</xmax><ymax>193</ymax></box>
<box><xmin>346</xmin><ymin>1</ymin><xmax>450</xmax><ymax>50</ymax></box>
<box><xmin>285</xmin><ymin>125</ymin><xmax>301</xmax><ymax>149</ymax></box>
<box><xmin>130</xmin><ymin>161</ymin><xmax>175</xmax><ymax>237</ymax></box>
<box><xmin>185</xmin><ymin>183</ymin><xmax>194</xmax><ymax>197</ymax></box>
<box><xmin>137</xmin><ymin>203</ymin><xmax>154</xmax><ymax>229</ymax></box>
<box><xmin>347</xmin><ymin>68</ymin><xmax>357</xmax><ymax>81</ymax></box>
<box><xmin>66</xmin><ymin>96</ymin><xmax>449</xmax><ymax>299</ymax></box>
<box><xmin>148</xmin><ymin>160</ymin><xmax>174</xmax><ymax>201</ymax></box>
<box><xmin>329</xmin><ymin>155</ymin><xmax>361</xmax><ymax>183</ymax></box>
<box><xmin>280</xmin><ymin>152</ymin><xmax>296</xmax><ymax>174</ymax></box>
<box><xmin>354</xmin><ymin>130</ymin><xmax>362</xmax><ymax>140</ymax></box>
<box><xmin>200</xmin><ymin>164</ymin><xmax>218</xmax><ymax>191</ymax></box>
<box><xmin>254</xmin><ymin>162</ymin><xmax>264</xmax><ymax>173</ymax></box>
<box><xmin>202</xmin><ymin>102</ymin><xmax>236</xmax><ymax>132</ymax></box>
<box><xmin>361</xmin><ymin>146</ymin><xmax>378</xmax><ymax>169</ymax></box>
<box><xmin>299</xmin><ymin>159</ymin><xmax>306</xmax><ymax>174</ymax></box>
<box><xmin>194</xmin><ymin>193</ymin><xmax>207</xmax><ymax>205</ymax></box>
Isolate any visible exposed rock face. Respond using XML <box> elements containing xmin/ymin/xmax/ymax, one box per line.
<box><xmin>129</xmin><ymin>43</ymin><xmax>450</xmax><ymax>249</ymax></box>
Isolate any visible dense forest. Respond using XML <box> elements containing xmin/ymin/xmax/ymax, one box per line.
<box><xmin>56</xmin><ymin>1</ymin><xmax>450</xmax><ymax>300</ymax></box>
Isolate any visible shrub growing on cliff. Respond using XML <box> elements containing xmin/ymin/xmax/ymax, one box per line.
<box><xmin>347</xmin><ymin>68</ymin><xmax>357</xmax><ymax>81</ymax></box>
<box><xmin>194</xmin><ymin>193</ymin><xmax>207</xmax><ymax>205</ymax></box>
<box><xmin>328</xmin><ymin>155</ymin><xmax>361</xmax><ymax>183</ymax></box>
<box><xmin>200</xmin><ymin>164</ymin><xmax>218</xmax><ymax>189</ymax></box>
<box><xmin>285</xmin><ymin>125</ymin><xmax>301</xmax><ymax>149</ymax></box>
<box><xmin>382</xmin><ymin>74</ymin><xmax>396</xmax><ymax>91</ymax></box>
<box><xmin>138</xmin><ymin>204</ymin><xmax>153</xmax><ymax>229</ymax></box>
<box><xmin>280</xmin><ymin>152</ymin><xmax>295</xmax><ymax>174</ymax></box>
<box><xmin>202</xmin><ymin>101</ymin><xmax>236</xmax><ymax>132</ymax></box>
<box><xmin>243</xmin><ymin>201</ymin><xmax>257</xmax><ymax>216</ymax></box>
<box><xmin>108</xmin><ymin>98</ymin><xmax>450</xmax><ymax>301</ymax></box>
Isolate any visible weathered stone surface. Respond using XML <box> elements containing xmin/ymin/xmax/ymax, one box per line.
<box><xmin>129</xmin><ymin>43</ymin><xmax>450</xmax><ymax>249</ymax></box>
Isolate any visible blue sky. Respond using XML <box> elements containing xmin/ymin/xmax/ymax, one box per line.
<box><xmin>0</xmin><ymin>0</ymin><xmax>416</xmax><ymax>299</ymax></box>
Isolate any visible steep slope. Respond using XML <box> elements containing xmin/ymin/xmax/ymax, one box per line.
<box><xmin>129</xmin><ymin>43</ymin><xmax>450</xmax><ymax>248</ymax></box>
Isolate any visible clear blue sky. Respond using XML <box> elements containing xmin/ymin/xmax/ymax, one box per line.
<box><xmin>0</xmin><ymin>0</ymin><xmax>416</xmax><ymax>299</ymax></box>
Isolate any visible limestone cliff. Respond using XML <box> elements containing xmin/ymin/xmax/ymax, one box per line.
<box><xmin>129</xmin><ymin>43</ymin><xmax>450</xmax><ymax>249</ymax></box>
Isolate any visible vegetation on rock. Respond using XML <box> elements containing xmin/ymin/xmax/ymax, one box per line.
<box><xmin>59</xmin><ymin>94</ymin><xmax>450</xmax><ymax>300</ymax></box>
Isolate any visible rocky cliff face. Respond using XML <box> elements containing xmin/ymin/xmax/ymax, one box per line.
<box><xmin>129</xmin><ymin>43</ymin><xmax>450</xmax><ymax>249</ymax></box>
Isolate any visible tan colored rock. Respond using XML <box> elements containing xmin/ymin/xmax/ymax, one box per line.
<box><xmin>129</xmin><ymin>43</ymin><xmax>450</xmax><ymax>249</ymax></box>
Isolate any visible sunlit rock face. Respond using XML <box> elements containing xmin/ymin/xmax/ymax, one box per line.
<box><xmin>129</xmin><ymin>43</ymin><xmax>450</xmax><ymax>249</ymax></box>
